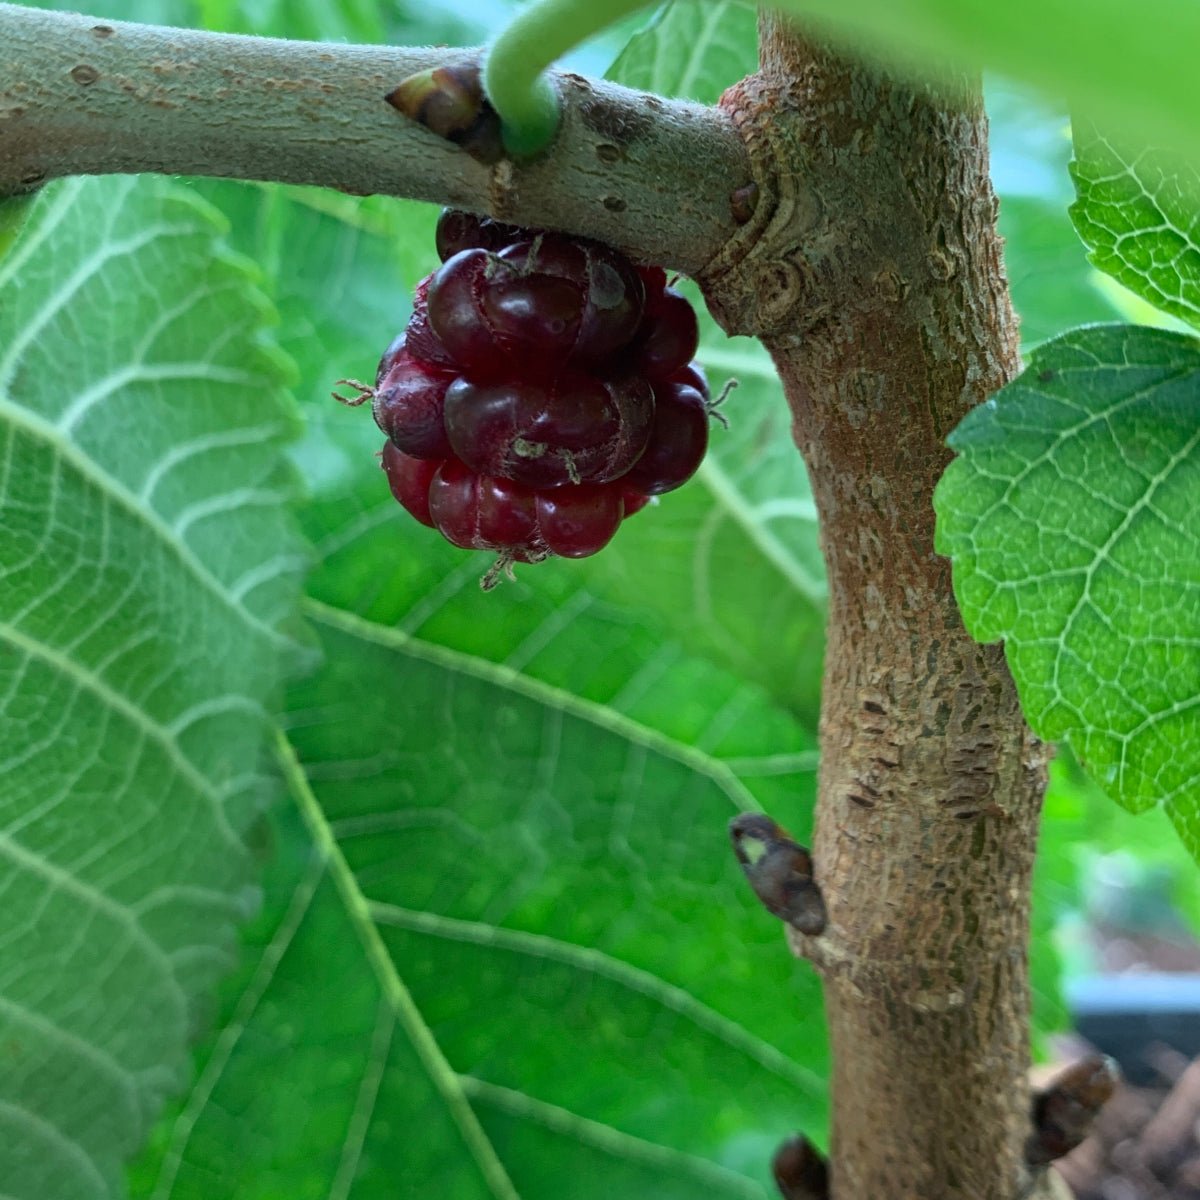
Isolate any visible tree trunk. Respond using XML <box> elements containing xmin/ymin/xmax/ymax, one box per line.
<box><xmin>702</xmin><ymin>16</ymin><xmax>1051</xmax><ymax>1199</ymax></box>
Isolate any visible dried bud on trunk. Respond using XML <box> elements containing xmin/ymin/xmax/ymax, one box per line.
<box><xmin>729</xmin><ymin>813</ymin><xmax>826</xmax><ymax>935</ymax></box>
<box><xmin>1026</xmin><ymin>1055</ymin><xmax>1119</xmax><ymax>1166</ymax></box>
<box><xmin>772</xmin><ymin>1134</ymin><xmax>829</xmax><ymax>1199</ymax></box>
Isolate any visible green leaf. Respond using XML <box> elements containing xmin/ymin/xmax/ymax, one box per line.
<box><xmin>769</xmin><ymin>0</ymin><xmax>1200</xmax><ymax>170</ymax></box>
<box><xmin>607</xmin><ymin>0</ymin><xmax>757</xmax><ymax>104</ymax></box>
<box><xmin>935</xmin><ymin>324</ymin><xmax>1200</xmax><ymax>855</ymax></box>
<box><xmin>132</xmin><ymin>606</ymin><xmax>828</xmax><ymax>1198</ymax></box>
<box><xmin>0</xmin><ymin>176</ymin><xmax>305</xmax><ymax>1195</ymax></box>
<box><xmin>984</xmin><ymin>82</ymin><xmax>1125</xmax><ymax>351</ymax></box>
<box><xmin>1070</xmin><ymin>120</ymin><xmax>1200</xmax><ymax>332</ymax></box>
<box><xmin>1000</xmin><ymin>194</ymin><xmax>1126</xmax><ymax>350</ymax></box>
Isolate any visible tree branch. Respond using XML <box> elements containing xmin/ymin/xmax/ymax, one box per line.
<box><xmin>0</xmin><ymin>2</ymin><xmax>750</xmax><ymax>274</ymax></box>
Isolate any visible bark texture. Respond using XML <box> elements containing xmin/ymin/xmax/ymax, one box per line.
<box><xmin>0</xmin><ymin>3</ymin><xmax>748</xmax><ymax>274</ymax></box>
<box><xmin>700</xmin><ymin>16</ymin><xmax>1049</xmax><ymax>1199</ymax></box>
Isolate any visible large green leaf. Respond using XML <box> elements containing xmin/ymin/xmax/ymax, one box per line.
<box><xmin>935</xmin><ymin>324</ymin><xmax>1200</xmax><ymax>854</ymax></box>
<box><xmin>770</xmin><ymin>0</ymin><xmax>1200</xmax><ymax>170</ymax></box>
<box><xmin>0</xmin><ymin>175</ymin><xmax>304</xmax><ymax>1197</ymax></box>
<box><xmin>119</xmin><ymin>161</ymin><xmax>827</xmax><ymax>1190</ymax></box>
<box><xmin>122</xmin><ymin>71</ymin><xmax>829</xmax><ymax>1193</ymax></box>
<box><xmin>1071</xmin><ymin>120</ymin><xmax>1200</xmax><ymax>332</ymax></box>
<box><xmin>131</xmin><ymin>606</ymin><xmax>828</xmax><ymax>1198</ymax></box>
<box><xmin>608</xmin><ymin>0</ymin><xmax>757</xmax><ymax>102</ymax></box>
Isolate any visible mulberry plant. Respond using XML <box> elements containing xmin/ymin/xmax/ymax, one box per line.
<box><xmin>0</xmin><ymin>0</ymin><xmax>1198</xmax><ymax>1198</ymax></box>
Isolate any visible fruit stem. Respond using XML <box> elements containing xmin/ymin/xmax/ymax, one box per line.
<box><xmin>707</xmin><ymin>378</ymin><xmax>737</xmax><ymax>429</ymax></box>
<box><xmin>331</xmin><ymin>378</ymin><xmax>375</xmax><ymax>407</ymax></box>
<box><xmin>480</xmin><ymin>551</ymin><xmax>519</xmax><ymax>591</ymax></box>
<box><xmin>484</xmin><ymin>0</ymin><xmax>654</xmax><ymax>158</ymax></box>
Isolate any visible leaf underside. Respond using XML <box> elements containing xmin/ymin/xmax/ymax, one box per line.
<box><xmin>132</xmin><ymin>607</ymin><xmax>827</xmax><ymax>1199</ymax></box>
<box><xmin>0</xmin><ymin>175</ymin><xmax>305</xmax><ymax>1197</ymax></box>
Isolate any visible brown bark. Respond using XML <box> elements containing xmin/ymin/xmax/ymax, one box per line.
<box><xmin>701</xmin><ymin>15</ymin><xmax>1050</xmax><ymax>1199</ymax></box>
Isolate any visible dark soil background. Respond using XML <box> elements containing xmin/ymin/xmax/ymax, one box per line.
<box><xmin>1052</xmin><ymin>1041</ymin><xmax>1200</xmax><ymax>1199</ymax></box>
<box><xmin>1049</xmin><ymin>903</ymin><xmax>1200</xmax><ymax>1199</ymax></box>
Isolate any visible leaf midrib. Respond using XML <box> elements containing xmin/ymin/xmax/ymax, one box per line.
<box><xmin>277</xmin><ymin>730</ymin><xmax>522</xmax><ymax>1200</ymax></box>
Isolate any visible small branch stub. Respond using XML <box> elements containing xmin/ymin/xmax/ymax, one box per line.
<box><xmin>772</xmin><ymin>1134</ymin><xmax>830</xmax><ymax>1200</ymax></box>
<box><xmin>1026</xmin><ymin>1055</ymin><xmax>1120</xmax><ymax>1167</ymax></box>
<box><xmin>729</xmin><ymin>813</ymin><xmax>826</xmax><ymax>935</ymax></box>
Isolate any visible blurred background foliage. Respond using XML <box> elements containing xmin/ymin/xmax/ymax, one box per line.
<box><xmin>4</xmin><ymin>0</ymin><xmax>1198</xmax><ymax>1195</ymax></box>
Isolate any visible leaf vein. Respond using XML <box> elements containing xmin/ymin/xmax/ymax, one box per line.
<box><xmin>367</xmin><ymin>900</ymin><xmax>822</xmax><ymax>1093</ymax></box>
